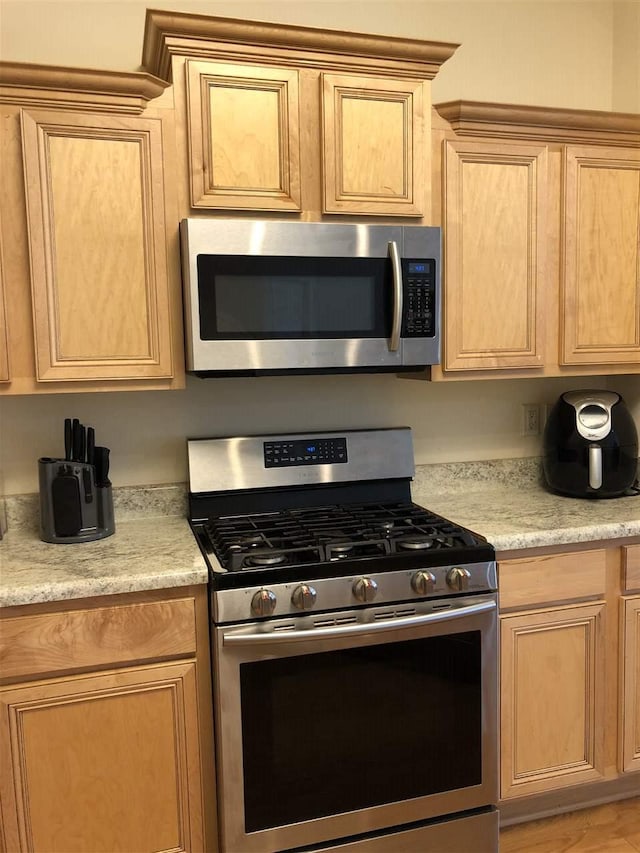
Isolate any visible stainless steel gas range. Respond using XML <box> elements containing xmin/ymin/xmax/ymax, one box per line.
<box><xmin>188</xmin><ymin>427</ymin><xmax>499</xmax><ymax>853</ymax></box>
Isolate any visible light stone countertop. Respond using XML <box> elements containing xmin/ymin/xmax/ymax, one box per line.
<box><xmin>0</xmin><ymin>487</ymin><xmax>207</xmax><ymax>609</ymax></box>
<box><xmin>1</xmin><ymin>461</ymin><xmax>639</xmax><ymax>609</ymax></box>
<box><xmin>411</xmin><ymin>457</ymin><xmax>640</xmax><ymax>552</ymax></box>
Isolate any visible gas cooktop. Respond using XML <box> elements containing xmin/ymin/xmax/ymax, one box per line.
<box><xmin>201</xmin><ymin>501</ymin><xmax>483</xmax><ymax>571</ymax></box>
<box><xmin>187</xmin><ymin>428</ymin><xmax>496</xmax><ymax>621</ymax></box>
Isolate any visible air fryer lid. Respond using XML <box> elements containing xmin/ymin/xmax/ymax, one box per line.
<box><xmin>561</xmin><ymin>390</ymin><xmax>620</xmax><ymax>441</ymax></box>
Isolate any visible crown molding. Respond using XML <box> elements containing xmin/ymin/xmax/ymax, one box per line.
<box><xmin>0</xmin><ymin>62</ymin><xmax>168</xmax><ymax>114</ymax></box>
<box><xmin>142</xmin><ymin>9</ymin><xmax>459</xmax><ymax>82</ymax></box>
<box><xmin>435</xmin><ymin>100</ymin><xmax>640</xmax><ymax>146</ymax></box>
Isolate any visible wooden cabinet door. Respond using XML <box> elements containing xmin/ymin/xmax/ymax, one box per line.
<box><xmin>20</xmin><ymin>109</ymin><xmax>174</xmax><ymax>382</ymax></box>
<box><xmin>561</xmin><ymin>145</ymin><xmax>640</xmax><ymax>366</ymax></box>
<box><xmin>500</xmin><ymin>601</ymin><xmax>606</xmax><ymax>799</ymax></box>
<box><xmin>442</xmin><ymin>140</ymin><xmax>547</xmax><ymax>372</ymax></box>
<box><xmin>0</xmin><ymin>661</ymin><xmax>204</xmax><ymax>852</ymax></box>
<box><xmin>620</xmin><ymin>595</ymin><xmax>640</xmax><ymax>773</ymax></box>
<box><xmin>322</xmin><ymin>73</ymin><xmax>424</xmax><ymax>215</ymax></box>
<box><xmin>186</xmin><ymin>60</ymin><xmax>301</xmax><ymax>211</ymax></box>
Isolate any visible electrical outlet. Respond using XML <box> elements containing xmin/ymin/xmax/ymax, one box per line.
<box><xmin>522</xmin><ymin>403</ymin><xmax>540</xmax><ymax>436</ymax></box>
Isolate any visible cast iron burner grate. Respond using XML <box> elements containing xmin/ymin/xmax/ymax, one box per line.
<box><xmin>205</xmin><ymin>501</ymin><xmax>479</xmax><ymax>571</ymax></box>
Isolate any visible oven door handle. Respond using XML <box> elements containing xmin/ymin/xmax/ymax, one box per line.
<box><xmin>223</xmin><ymin>599</ymin><xmax>496</xmax><ymax>646</ymax></box>
<box><xmin>388</xmin><ymin>240</ymin><xmax>402</xmax><ymax>352</ymax></box>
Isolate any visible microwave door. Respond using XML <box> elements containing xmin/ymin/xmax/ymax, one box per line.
<box><xmin>190</xmin><ymin>253</ymin><xmax>403</xmax><ymax>373</ymax></box>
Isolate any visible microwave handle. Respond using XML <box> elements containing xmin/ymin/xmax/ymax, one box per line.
<box><xmin>388</xmin><ymin>241</ymin><xmax>403</xmax><ymax>352</ymax></box>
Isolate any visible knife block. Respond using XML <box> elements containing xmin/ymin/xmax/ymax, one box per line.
<box><xmin>39</xmin><ymin>458</ymin><xmax>115</xmax><ymax>544</ymax></box>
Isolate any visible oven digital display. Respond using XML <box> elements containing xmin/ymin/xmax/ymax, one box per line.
<box><xmin>264</xmin><ymin>438</ymin><xmax>347</xmax><ymax>467</ymax></box>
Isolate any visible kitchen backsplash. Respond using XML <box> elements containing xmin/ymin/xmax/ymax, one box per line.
<box><xmin>3</xmin><ymin>457</ymin><xmax>543</xmax><ymax>532</ymax></box>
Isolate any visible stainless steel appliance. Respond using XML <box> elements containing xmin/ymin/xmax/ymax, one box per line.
<box><xmin>543</xmin><ymin>391</ymin><xmax>639</xmax><ymax>498</ymax></box>
<box><xmin>180</xmin><ymin>219</ymin><xmax>440</xmax><ymax>375</ymax></box>
<box><xmin>188</xmin><ymin>428</ymin><xmax>498</xmax><ymax>853</ymax></box>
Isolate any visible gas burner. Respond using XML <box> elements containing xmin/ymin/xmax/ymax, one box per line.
<box><xmin>377</xmin><ymin>520</ymin><xmax>396</xmax><ymax>532</ymax></box>
<box><xmin>325</xmin><ymin>540</ymin><xmax>355</xmax><ymax>558</ymax></box>
<box><xmin>239</xmin><ymin>535</ymin><xmax>264</xmax><ymax>548</ymax></box>
<box><xmin>245</xmin><ymin>553</ymin><xmax>287</xmax><ymax>567</ymax></box>
<box><xmin>397</xmin><ymin>535</ymin><xmax>435</xmax><ymax>551</ymax></box>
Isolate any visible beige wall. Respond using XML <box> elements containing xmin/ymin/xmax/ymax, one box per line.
<box><xmin>0</xmin><ymin>0</ymin><xmax>638</xmax><ymax>495</ymax></box>
<box><xmin>0</xmin><ymin>0</ymin><xmax>634</xmax><ymax>110</ymax></box>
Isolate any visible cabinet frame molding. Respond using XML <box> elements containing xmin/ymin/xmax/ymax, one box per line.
<box><xmin>143</xmin><ymin>11</ymin><xmax>459</xmax><ymax>83</ymax></box>
<box><xmin>0</xmin><ymin>224</ymin><xmax>9</xmax><ymax>382</ymax></box>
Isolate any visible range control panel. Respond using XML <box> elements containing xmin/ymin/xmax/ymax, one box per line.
<box><xmin>401</xmin><ymin>259</ymin><xmax>436</xmax><ymax>338</ymax></box>
<box><xmin>264</xmin><ymin>437</ymin><xmax>348</xmax><ymax>468</ymax></box>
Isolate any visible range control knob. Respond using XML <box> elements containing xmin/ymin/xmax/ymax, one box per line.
<box><xmin>447</xmin><ymin>567</ymin><xmax>472</xmax><ymax>592</ymax></box>
<box><xmin>291</xmin><ymin>584</ymin><xmax>317</xmax><ymax>611</ymax></box>
<box><xmin>251</xmin><ymin>588</ymin><xmax>277</xmax><ymax>617</ymax></box>
<box><xmin>353</xmin><ymin>577</ymin><xmax>378</xmax><ymax>603</ymax></box>
<box><xmin>411</xmin><ymin>570</ymin><xmax>436</xmax><ymax>596</ymax></box>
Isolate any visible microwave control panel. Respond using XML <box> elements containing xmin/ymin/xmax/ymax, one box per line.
<box><xmin>401</xmin><ymin>259</ymin><xmax>436</xmax><ymax>337</ymax></box>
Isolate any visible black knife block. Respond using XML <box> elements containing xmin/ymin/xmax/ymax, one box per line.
<box><xmin>39</xmin><ymin>458</ymin><xmax>115</xmax><ymax>544</ymax></box>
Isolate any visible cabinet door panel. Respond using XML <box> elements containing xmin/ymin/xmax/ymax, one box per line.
<box><xmin>443</xmin><ymin>141</ymin><xmax>547</xmax><ymax>371</ymax></box>
<box><xmin>620</xmin><ymin>596</ymin><xmax>640</xmax><ymax>773</ymax></box>
<box><xmin>21</xmin><ymin>109</ymin><xmax>173</xmax><ymax>381</ymax></box>
<box><xmin>500</xmin><ymin>602</ymin><xmax>606</xmax><ymax>799</ymax></box>
<box><xmin>186</xmin><ymin>60</ymin><xmax>301</xmax><ymax>210</ymax></box>
<box><xmin>322</xmin><ymin>73</ymin><xmax>423</xmax><ymax>215</ymax></box>
<box><xmin>562</xmin><ymin>146</ymin><xmax>640</xmax><ymax>365</ymax></box>
<box><xmin>0</xmin><ymin>662</ymin><xmax>203</xmax><ymax>852</ymax></box>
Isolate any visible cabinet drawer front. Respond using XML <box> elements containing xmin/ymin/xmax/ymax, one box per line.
<box><xmin>0</xmin><ymin>598</ymin><xmax>196</xmax><ymax>681</ymax></box>
<box><xmin>499</xmin><ymin>549</ymin><xmax>606</xmax><ymax>610</ymax></box>
<box><xmin>624</xmin><ymin>545</ymin><xmax>640</xmax><ymax>592</ymax></box>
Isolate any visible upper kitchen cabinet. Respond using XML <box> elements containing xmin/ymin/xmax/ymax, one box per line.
<box><xmin>562</xmin><ymin>146</ymin><xmax>640</xmax><ymax>367</ymax></box>
<box><xmin>429</xmin><ymin>101</ymin><xmax>640</xmax><ymax>381</ymax></box>
<box><xmin>141</xmin><ymin>10</ymin><xmax>458</xmax><ymax>218</ymax></box>
<box><xmin>0</xmin><ymin>63</ymin><xmax>185</xmax><ymax>395</ymax></box>
<box><xmin>185</xmin><ymin>59</ymin><xmax>302</xmax><ymax>211</ymax></box>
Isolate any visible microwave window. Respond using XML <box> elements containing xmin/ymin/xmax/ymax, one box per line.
<box><xmin>197</xmin><ymin>255</ymin><xmax>390</xmax><ymax>340</ymax></box>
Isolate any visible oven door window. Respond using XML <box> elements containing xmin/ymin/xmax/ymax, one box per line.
<box><xmin>197</xmin><ymin>255</ymin><xmax>391</xmax><ymax>340</ymax></box>
<box><xmin>240</xmin><ymin>631</ymin><xmax>482</xmax><ymax>832</ymax></box>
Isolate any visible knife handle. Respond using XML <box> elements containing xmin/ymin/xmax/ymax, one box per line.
<box><xmin>94</xmin><ymin>447</ymin><xmax>111</xmax><ymax>487</ymax></box>
<box><xmin>72</xmin><ymin>419</ymin><xmax>81</xmax><ymax>461</ymax></box>
<box><xmin>79</xmin><ymin>425</ymin><xmax>86</xmax><ymax>464</ymax></box>
<box><xmin>86</xmin><ymin>427</ymin><xmax>95</xmax><ymax>467</ymax></box>
<box><xmin>64</xmin><ymin>419</ymin><xmax>72</xmax><ymax>461</ymax></box>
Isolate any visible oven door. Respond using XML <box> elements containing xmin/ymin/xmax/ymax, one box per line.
<box><xmin>212</xmin><ymin>594</ymin><xmax>498</xmax><ymax>853</ymax></box>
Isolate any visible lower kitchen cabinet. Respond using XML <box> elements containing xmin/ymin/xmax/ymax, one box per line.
<box><xmin>0</xmin><ymin>587</ymin><xmax>216</xmax><ymax>853</ymax></box>
<box><xmin>620</xmin><ymin>595</ymin><xmax>640</xmax><ymax>773</ymax></box>
<box><xmin>498</xmin><ymin>543</ymin><xmax>640</xmax><ymax>815</ymax></box>
<box><xmin>500</xmin><ymin>600</ymin><xmax>606</xmax><ymax>798</ymax></box>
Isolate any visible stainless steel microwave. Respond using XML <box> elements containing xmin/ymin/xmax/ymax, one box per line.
<box><xmin>179</xmin><ymin>219</ymin><xmax>441</xmax><ymax>376</ymax></box>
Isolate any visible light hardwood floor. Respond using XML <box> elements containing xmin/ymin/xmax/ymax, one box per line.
<box><xmin>500</xmin><ymin>797</ymin><xmax>640</xmax><ymax>852</ymax></box>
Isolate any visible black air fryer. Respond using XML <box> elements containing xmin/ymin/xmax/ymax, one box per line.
<box><xmin>543</xmin><ymin>391</ymin><xmax>638</xmax><ymax>498</ymax></box>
